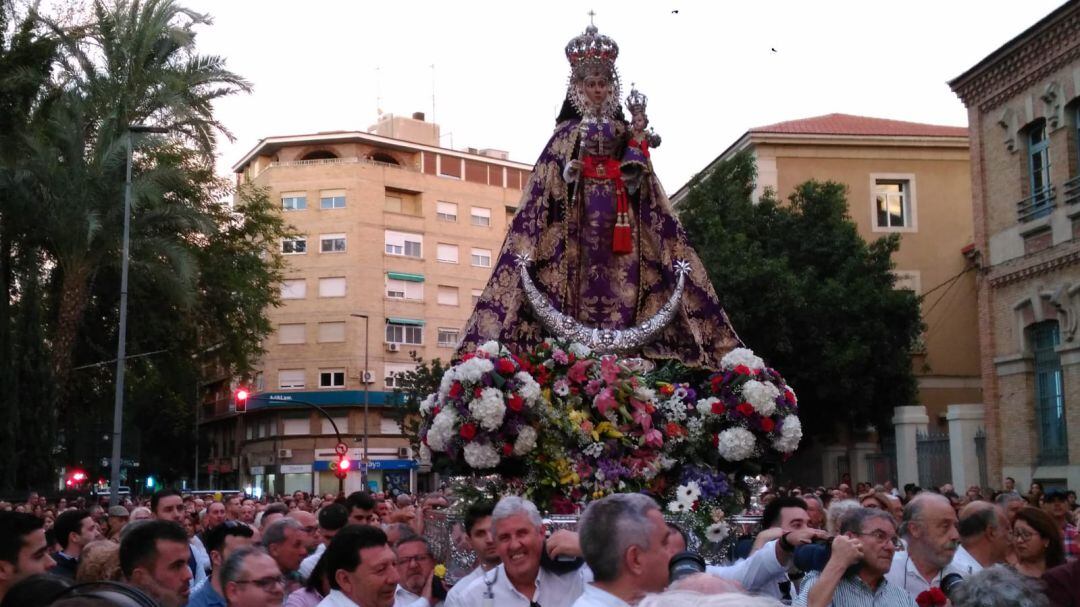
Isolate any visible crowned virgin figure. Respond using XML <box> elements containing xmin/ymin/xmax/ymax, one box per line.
<box><xmin>458</xmin><ymin>22</ymin><xmax>742</xmax><ymax>369</ymax></box>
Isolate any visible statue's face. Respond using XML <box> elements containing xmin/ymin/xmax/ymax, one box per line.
<box><xmin>632</xmin><ymin>113</ymin><xmax>647</xmax><ymax>131</ymax></box>
<box><xmin>579</xmin><ymin>73</ymin><xmax>611</xmax><ymax>108</ymax></box>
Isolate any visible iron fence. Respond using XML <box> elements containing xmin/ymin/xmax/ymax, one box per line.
<box><xmin>917</xmin><ymin>431</ymin><xmax>951</xmax><ymax>489</ymax></box>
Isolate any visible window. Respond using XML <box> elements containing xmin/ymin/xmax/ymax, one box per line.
<box><xmin>385</xmin><ymin>230</ymin><xmax>423</xmax><ymax>258</ymax></box>
<box><xmin>384</xmin><ymin>363</ymin><xmax>416</xmax><ymax>389</ymax></box>
<box><xmin>1031</xmin><ymin>322</ymin><xmax>1067</xmax><ymax>464</ymax></box>
<box><xmin>282</xmin><ymin>238</ymin><xmax>307</xmax><ymax>254</ymax></box>
<box><xmin>385</xmin><ymin>191</ymin><xmax>421</xmax><ymax>215</ymax></box>
<box><xmin>281</xmin><ymin>279</ymin><xmax>306</xmax><ymax>299</ymax></box>
<box><xmin>282</xmin><ymin>193</ymin><xmax>307</xmax><ymax>211</ymax></box>
<box><xmin>386</xmin><ymin>322</ymin><xmax>423</xmax><ymax>345</ymax></box>
<box><xmin>320</xmin><ymin>190</ymin><xmax>346</xmax><ymax>209</ymax></box>
<box><xmin>322</xmin><ymin>416</ymin><xmax>347</xmax><ymax>435</ymax></box>
<box><xmin>438</xmin><ymin>328</ymin><xmax>460</xmax><ymax>348</ymax></box>
<box><xmin>892</xmin><ymin>271</ymin><xmax>921</xmax><ymax>294</ymax></box>
<box><xmin>385</xmin><ymin>278</ymin><xmax>423</xmax><ymax>300</ymax></box>
<box><xmin>437</xmin><ymin>285</ymin><xmax>459</xmax><ymax>306</ymax></box>
<box><xmin>471</xmin><ymin>248</ymin><xmax>492</xmax><ymax>267</ymax></box>
<box><xmin>278</xmin><ymin>369</ymin><xmax>305</xmax><ymax>390</ymax></box>
<box><xmin>1027</xmin><ymin>121</ymin><xmax>1053</xmax><ymax>220</ymax></box>
<box><xmin>471</xmin><ymin>207</ymin><xmax>492</xmax><ymax>226</ymax></box>
<box><xmin>283</xmin><ymin>417</ymin><xmax>309</xmax><ymax>435</ymax></box>
<box><xmin>318</xmin><ymin>277</ymin><xmax>346</xmax><ymax>298</ymax></box>
<box><xmin>318</xmin><ymin>321</ymin><xmax>346</xmax><ymax>343</ymax></box>
<box><xmin>320</xmin><ymin>233</ymin><xmax>346</xmax><ymax>253</ymax></box>
<box><xmin>437</xmin><ymin>243</ymin><xmax>459</xmax><ymax>264</ymax></box>
<box><xmin>437</xmin><ymin>201</ymin><xmax>458</xmax><ymax>222</ymax></box>
<box><xmin>319</xmin><ymin>369</ymin><xmax>346</xmax><ymax>388</ymax></box>
<box><xmin>278</xmin><ymin>324</ymin><xmax>305</xmax><ymax>345</ymax></box>
<box><xmin>472</xmin><ymin>289</ymin><xmax>483</xmax><ymax>306</ymax></box>
<box><xmin>873</xmin><ymin>178</ymin><xmax>913</xmax><ymax>230</ymax></box>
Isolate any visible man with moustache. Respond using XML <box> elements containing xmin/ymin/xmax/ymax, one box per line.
<box><xmin>885</xmin><ymin>493</ymin><xmax>960</xmax><ymax>599</ymax></box>
<box><xmin>392</xmin><ymin>536</ymin><xmax>441</xmax><ymax>607</ymax></box>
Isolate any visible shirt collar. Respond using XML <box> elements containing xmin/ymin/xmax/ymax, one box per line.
<box><xmin>325</xmin><ymin>589</ymin><xmax>361</xmax><ymax>607</ymax></box>
<box><xmin>396</xmin><ymin>585</ymin><xmax>422</xmax><ymax>602</ymax></box>
<box><xmin>581</xmin><ymin>584</ymin><xmax>631</xmax><ymax>607</ymax></box>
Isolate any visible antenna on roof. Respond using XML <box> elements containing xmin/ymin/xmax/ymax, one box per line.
<box><xmin>430</xmin><ymin>64</ymin><xmax>436</xmax><ymax>124</ymax></box>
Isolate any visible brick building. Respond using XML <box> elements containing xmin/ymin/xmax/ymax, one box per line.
<box><xmin>198</xmin><ymin>112</ymin><xmax>530</xmax><ymax>496</ymax></box>
<box><xmin>672</xmin><ymin>114</ymin><xmax>981</xmax><ymax>488</ymax></box>
<box><xmin>950</xmin><ymin>0</ymin><xmax>1080</xmax><ymax>489</ymax></box>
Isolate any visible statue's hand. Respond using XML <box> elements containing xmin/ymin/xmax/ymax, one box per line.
<box><xmin>563</xmin><ymin>160</ymin><xmax>582</xmax><ymax>184</ymax></box>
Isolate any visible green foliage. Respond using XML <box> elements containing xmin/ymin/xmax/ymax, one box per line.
<box><xmin>678</xmin><ymin>151</ymin><xmax>922</xmax><ymax>440</ymax></box>
<box><xmin>391</xmin><ymin>351</ymin><xmax>449</xmax><ymax>454</ymax></box>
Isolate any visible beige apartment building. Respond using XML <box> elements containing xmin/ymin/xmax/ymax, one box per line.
<box><xmin>950</xmin><ymin>0</ymin><xmax>1080</xmax><ymax>490</ymax></box>
<box><xmin>672</xmin><ymin>114</ymin><xmax>982</xmax><ymax>487</ymax></box>
<box><xmin>198</xmin><ymin>113</ymin><xmax>531</xmax><ymax>497</ymax></box>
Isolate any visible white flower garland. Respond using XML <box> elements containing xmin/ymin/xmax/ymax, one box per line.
<box><xmin>464</xmin><ymin>442</ymin><xmax>500</xmax><ymax>469</ymax></box>
<box><xmin>716</xmin><ymin>427</ymin><xmax>756</xmax><ymax>461</ymax></box>
<box><xmin>426</xmin><ymin>409</ymin><xmax>458</xmax><ymax>452</ymax></box>
<box><xmin>772</xmin><ymin>415</ymin><xmax>803</xmax><ymax>453</ymax></box>
<box><xmin>742</xmin><ymin>380</ymin><xmax>780</xmax><ymax>416</ymax></box>
<box><xmin>513</xmin><ymin>426</ymin><xmax>538</xmax><ymax>455</ymax></box>
<box><xmin>720</xmin><ymin>347</ymin><xmax>765</xmax><ymax>372</ymax></box>
<box><xmin>468</xmin><ymin>387</ymin><xmax>506</xmax><ymax>431</ymax></box>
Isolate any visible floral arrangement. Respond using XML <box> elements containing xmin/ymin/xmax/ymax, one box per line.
<box><xmin>418</xmin><ymin>340</ymin><xmax>802</xmax><ymax>543</ymax></box>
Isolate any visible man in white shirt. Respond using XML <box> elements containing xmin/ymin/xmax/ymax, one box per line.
<box><xmin>317</xmin><ymin>525</ymin><xmax>400</xmax><ymax>607</ymax></box>
<box><xmin>572</xmin><ymin>493</ymin><xmax>673</xmax><ymax>606</ymax></box>
<box><xmin>885</xmin><ymin>493</ymin><xmax>959</xmax><ymax>599</ymax></box>
<box><xmin>392</xmin><ymin>536</ymin><xmax>440</xmax><ymax>607</ymax></box>
<box><xmin>445</xmin><ymin>496</ymin><xmax>588</xmax><ymax>607</ymax></box>
<box><xmin>949</xmin><ymin>501</ymin><xmax>1011</xmax><ymax>576</ymax></box>
<box><xmin>445</xmin><ymin>501</ymin><xmax>499</xmax><ymax>603</ymax></box>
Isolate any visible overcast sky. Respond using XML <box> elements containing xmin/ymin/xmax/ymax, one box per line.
<box><xmin>183</xmin><ymin>0</ymin><xmax>1065</xmax><ymax>191</ymax></box>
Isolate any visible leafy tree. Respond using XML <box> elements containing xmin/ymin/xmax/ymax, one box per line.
<box><xmin>678</xmin><ymin>151</ymin><xmax>922</xmax><ymax>441</ymax></box>
<box><xmin>391</xmin><ymin>352</ymin><xmax>449</xmax><ymax>454</ymax></box>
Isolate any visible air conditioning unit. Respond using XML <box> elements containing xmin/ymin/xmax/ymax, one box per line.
<box><xmin>277</xmin><ymin>449</ymin><xmax>292</xmax><ymax>459</ymax></box>
<box><xmin>385</xmin><ymin>342</ymin><xmax>400</xmax><ymax>353</ymax></box>
<box><xmin>397</xmin><ymin>447</ymin><xmax>410</xmax><ymax>458</ymax></box>
<box><xmin>361</xmin><ymin>370</ymin><xmax>375</xmax><ymax>384</ymax></box>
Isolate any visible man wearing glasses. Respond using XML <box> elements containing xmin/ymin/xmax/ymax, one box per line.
<box><xmin>393</xmin><ymin>536</ymin><xmax>442</xmax><ymax>607</ymax></box>
<box><xmin>188</xmin><ymin>521</ymin><xmax>256</xmax><ymax>607</ymax></box>
<box><xmin>794</xmin><ymin>507</ymin><xmax>916</xmax><ymax>607</ymax></box>
<box><xmin>221</xmin><ymin>546</ymin><xmax>286</xmax><ymax>607</ymax></box>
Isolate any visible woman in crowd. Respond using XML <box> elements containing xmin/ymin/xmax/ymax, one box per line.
<box><xmin>1012</xmin><ymin>506</ymin><xmax>1065</xmax><ymax>578</ymax></box>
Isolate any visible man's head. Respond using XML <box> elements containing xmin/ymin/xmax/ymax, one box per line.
<box><xmin>119</xmin><ymin>520</ymin><xmax>192</xmax><ymax>607</ymax></box>
<box><xmin>220</xmin><ymin>546</ymin><xmax>284</xmax><ymax>607</ymax></box>
<box><xmin>761</xmin><ymin>496</ymin><xmax>809</xmax><ymax>531</ymax></box>
<box><xmin>206</xmin><ymin>501</ymin><xmax>227</xmax><ymax>530</ymax></box>
<box><xmin>464</xmin><ymin>501</ymin><xmax>498</xmax><ymax>567</ymax></box>
<box><xmin>203</xmin><ymin>521</ymin><xmax>256</xmax><ymax>573</ymax></box>
<box><xmin>578</xmin><ymin>493</ymin><xmax>671</xmax><ymax>595</ymax></box>
<box><xmin>0</xmin><ymin>512</ymin><xmax>55</xmax><ymax>600</ymax></box>
<box><xmin>802</xmin><ymin>495</ymin><xmax>826</xmax><ymax>530</ymax></box>
<box><xmin>288</xmin><ymin>510</ymin><xmax>319</xmax><ymax>552</ymax></box>
<box><xmin>492</xmin><ymin>496</ymin><xmax>546</xmax><ymax>586</ymax></box>
<box><xmin>262</xmin><ymin>518</ymin><xmax>306</xmax><ymax>574</ymax></box>
<box><xmin>375</xmin><ymin>501</ymin><xmax>392</xmax><ymax>521</ymax></box>
<box><xmin>54</xmin><ymin>510</ymin><xmax>102</xmax><ymax>557</ymax></box>
<box><xmin>994</xmin><ymin>492</ymin><xmax>1026</xmax><ymax>524</ymax></box>
<box><xmin>259</xmin><ymin>503</ymin><xmax>288</xmax><ymax>531</ymax></box>
<box><xmin>393</xmin><ymin>536</ymin><xmax>434</xmax><ymax>596</ymax></box>
<box><xmin>345</xmin><ymin>492</ymin><xmax>380</xmax><ymax>526</ymax></box>
<box><xmin>1044</xmin><ymin>490</ymin><xmax>1069</xmax><ymax>520</ymax></box>
<box><xmin>150</xmin><ymin>490</ymin><xmax>185</xmax><ymax>525</ymax></box>
<box><xmin>323</xmin><ymin>525</ymin><xmax>399</xmax><ymax>607</ymax></box>
<box><xmin>900</xmin><ymin>493</ymin><xmax>960</xmax><ymax>570</ymax></box>
<box><xmin>1003</xmin><ymin>477</ymin><xmax>1016</xmax><ymax>492</ymax></box>
<box><xmin>239</xmin><ymin>504</ymin><xmax>255</xmax><ymax>524</ymax></box>
<box><xmin>317</xmin><ymin>503</ymin><xmax>349</xmax><ymax>546</ymax></box>
<box><xmin>224</xmin><ymin>496</ymin><xmax>242</xmax><ymax>520</ymax></box>
<box><xmin>840</xmin><ymin>507</ymin><xmax>900</xmax><ymax>577</ymax></box>
<box><xmin>957</xmin><ymin>502</ymin><xmax>1011</xmax><ymax>564</ymax></box>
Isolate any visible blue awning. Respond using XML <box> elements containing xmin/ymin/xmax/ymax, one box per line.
<box><xmin>246</xmin><ymin>390</ymin><xmax>405</xmax><ymax>410</ymax></box>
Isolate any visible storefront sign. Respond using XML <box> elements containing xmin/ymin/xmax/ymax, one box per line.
<box><xmin>280</xmin><ymin>464</ymin><xmax>312</xmax><ymax>474</ymax></box>
<box><xmin>250</xmin><ymin>466</ymin><xmax>266</xmax><ymax>475</ymax></box>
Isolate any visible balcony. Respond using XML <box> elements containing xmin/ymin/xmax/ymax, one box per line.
<box><xmin>1017</xmin><ymin>184</ymin><xmax>1055</xmax><ymax>223</ymax></box>
<box><xmin>1064</xmin><ymin>175</ymin><xmax>1080</xmax><ymax>207</ymax></box>
<box><xmin>263</xmin><ymin>156</ymin><xmax>419</xmax><ymax>175</ymax></box>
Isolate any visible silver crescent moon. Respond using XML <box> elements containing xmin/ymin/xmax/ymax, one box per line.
<box><xmin>516</xmin><ymin>253</ymin><xmax>689</xmax><ymax>354</ymax></box>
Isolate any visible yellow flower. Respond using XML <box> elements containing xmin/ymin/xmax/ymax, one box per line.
<box><xmin>434</xmin><ymin>564</ymin><xmax>447</xmax><ymax>579</ymax></box>
<box><xmin>592</xmin><ymin>421</ymin><xmax>624</xmax><ymax>441</ymax></box>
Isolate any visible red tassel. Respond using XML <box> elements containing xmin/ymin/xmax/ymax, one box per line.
<box><xmin>613</xmin><ymin>225</ymin><xmax>632</xmax><ymax>253</ymax></box>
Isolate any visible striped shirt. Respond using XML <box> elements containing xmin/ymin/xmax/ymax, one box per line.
<box><xmin>794</xmin><ymin>571</ymin><xmax>917</xmax><ymax>607</ymax></box>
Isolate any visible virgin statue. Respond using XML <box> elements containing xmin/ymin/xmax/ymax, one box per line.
<box><xmin>458</xmin><ymin>22</ymin><xmax>742</xmax><ymax>369</ymax></box>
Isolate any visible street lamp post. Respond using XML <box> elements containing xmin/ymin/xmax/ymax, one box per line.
<box><xmin>109</xmin><ymin>125</ymin><xmax>169</xmax><ymax>508</ymax></box>
<box><xmin>351</xmin><ymin>313</ymin><xmax>370</xmax><ymax>489</ymax></box>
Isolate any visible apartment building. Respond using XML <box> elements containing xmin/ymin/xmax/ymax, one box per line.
<box><xmin>199</xmin><ymin>112</ymin><xmax>531</xmax><ymax>496</ymax></box>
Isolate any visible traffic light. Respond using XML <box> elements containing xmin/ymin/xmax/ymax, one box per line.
<box><xmin>234</xmin><ymin>388</ymin><xmax>249</xmax><ymax>413</ymax></box>
<box><xmin>332</xmin><ymin>454</ymin><xmax>351</xmax><ymax>480</ymax></box>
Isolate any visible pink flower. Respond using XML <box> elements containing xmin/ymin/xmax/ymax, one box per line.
<box><xmin>585</xmin><ymin>379</ymin><xmax>603</xmax><ymax>396</ymax></box>
<box><xmin>552</xmin><ymin>349</ymin><xmax>569</xmax><ymax>365</ymax></box>
<box><xmin>632</xmin><ymin>403</ymin><xmax>653</xmax><ymax>430</ymax></box>
<box><xmin>568</xmin><ymin>359</ymin><xmax>593</xmax><ymax>384</ymax></box>
<box><xmin>643</xmin><ymin>428</ymin><xmax>663</xmax><ymax>448</ymax></box>
<box><xmin>594</xmin><ymin>387</ymin><xmax>617</xmax><ymax>416</ymax></box>
<box><xmin>600</xmin><ymin>356</ymin><xmax>620</xmax><ymax>383</ymax></box>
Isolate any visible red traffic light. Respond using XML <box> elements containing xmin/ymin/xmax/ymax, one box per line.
<box><xmin>234</xmin><ymin>388</ymin><xmax>250</xmax><ymax>413</ymax></box>
<box><xmin>339</xmin><ymin>458</ymin><xmax>351</xmax><ymax>471</ymax></box>
<box><xmin>333</xmin><ymin>455</ymin><xmax>351</xmax><ymax>479</ymax></box>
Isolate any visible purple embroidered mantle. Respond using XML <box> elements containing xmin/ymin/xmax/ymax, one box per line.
<box><xmin>458</xmin><ymin>117</ymin><xmax>742</xmax><ymax>369</ymax></box>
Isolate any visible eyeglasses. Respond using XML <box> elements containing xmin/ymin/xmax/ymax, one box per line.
<box><xmin>395</xmin><ymin>554</ymin><xmax>432</xmax><ymax>566</ymax></box>
<box><xmin>1013</xmin><ymin>530</ymin><xmax>1036</xmax><ymax>541</ymax></box>
<box><xmin>855</xmin><ymin>530</ymin><xmax>903</xmax><ymax>550</ymax></box>
<box><xmin>233</xmin><ymin>575</ymin><xmax>286</xmax><ymax>591</ymax></box>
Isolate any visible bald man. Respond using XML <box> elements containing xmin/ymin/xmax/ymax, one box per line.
<box><xmin>949</xmin><ymin>501</ymin><xmax>1011</xmax><ymax>575</ymax></box>
<box><xmin>287</xmin><ymin>510</ymin><xmax>319</xmax><ymax>554</ymax></box>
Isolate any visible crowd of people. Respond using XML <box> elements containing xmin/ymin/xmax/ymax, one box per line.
<box><xmin>0</xmin><ymin>478</ymin><xmax>1078</xmax><ymax>606</ymax></box>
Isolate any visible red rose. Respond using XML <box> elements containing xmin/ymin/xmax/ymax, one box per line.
<box><xmin>508</xmin><ymin>394</ymin><xmax>524</xmax><ymax>412</ymax></box>
<box><xmin>712</xmin><ymin>433</ymin><xmax>719</xmax><ymax>447</ymax></box>
<box><xmin>785</xmin><ymin>389</ymin><xmax>797</xmax><ymax>404</ymax></box>
<box><xmin>734</xmin><ymin>364</ymin><xmax>751</xmax><ymax>375</ymax></box>
<box><xmin>760</xmin><ymin>418</ymin><xmax>775</xmax><ymax>432</ymax></box>
<box><xmin>449</xmin><ymin>382</ymin><xmax>463</xmax><ymax>398</ymax></box>
<box><xmin>711</xmin><ymin>401</ymin><xmax>726</xmax><ymax>415</ymax></box>
<box><xmin>915</xmin><ymin>588</ymin><xmax>947</xmax><ymax>607</ymax></box>
<box><xmin>736</xmin><ymin>402</ymin><xmax>754</xmax><ymax>416</ymax></box>
<box><xmin>710</xmin><ymin>375</ymin><xmax>724</xmax><ymax>394</ymax></box>
<box><xmin>496</xmin><ymin>358</ymin><xmax>516</xmax><ymax>375</ymax></box>
<box><xmin>461</xmin><ymin>352</ymin><xmax>475</xmax><ymax>362</ymax></box>
<box><xmin>459</xmin><ymin>423</ymin><xmax>477</xmax><ymax>440</ymax></box>
<box><xmin>502</xmin><ymin>443</ymin><xmax>513</xmax><ymax>456</ymax></box>
<box><xmin>473</xmin><ymin>386</ymin><xmax>484</xmax><ymax>399</ymax></box>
